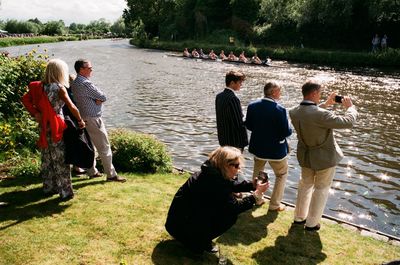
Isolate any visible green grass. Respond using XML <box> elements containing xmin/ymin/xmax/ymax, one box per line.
<box><xmin>0</xmin><ymin>173</ymin><xmax>399</xmax><ymax>264</ymax></box>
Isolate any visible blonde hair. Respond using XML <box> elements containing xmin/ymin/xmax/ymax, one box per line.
<box><xmin>43</xmin><ymin>58</ymin><xmax>69</xmax><ymax>87</ymax></box>
<box><xmin>209</xmin><ymin>146</ymin><xmax>244</xmax><ymax>179</ymax></box>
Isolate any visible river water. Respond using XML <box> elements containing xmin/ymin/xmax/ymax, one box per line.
<box><xmin>2</xmin><ymin>39</ymin><xmax>399</xmax><ymax>237</ymax></box>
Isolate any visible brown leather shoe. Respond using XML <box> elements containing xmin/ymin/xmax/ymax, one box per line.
<box><xmin>106</xmin><ymin>176</ymin><xmax>126</xmax><ymax>183</ymax></box>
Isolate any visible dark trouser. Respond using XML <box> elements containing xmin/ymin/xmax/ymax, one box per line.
<box><xmin>165</xmin><ymin>215</ymin><xmax>237</xmax><ymax>253</ymax></box>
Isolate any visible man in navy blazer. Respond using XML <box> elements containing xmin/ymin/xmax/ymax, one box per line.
<box><xmin>216</xmin><ymin>71</ymin><xmax>248</xmax><ymax>151</ymax></box>
<box><xmin>245</xmin><ymin>82</ymin><xmax>292</xmax><ymax>211</ymax></box>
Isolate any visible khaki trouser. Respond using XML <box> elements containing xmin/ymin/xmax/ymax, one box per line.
<box><xmin>294</xmin><ymin>166</ymin><xmax>336</xmax><ymax>227</ymax></box>
<box><xmin>84</xmin><ymin>117</ymin><xmax>117</xmax><ymax>179</ymax></box>
<box><xmin>252</xmin><ymin>157</ymin><xmax>288</xmax><ymax>210</ymax></box>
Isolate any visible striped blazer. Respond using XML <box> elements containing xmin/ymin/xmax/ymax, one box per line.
<box><xmin>215</xmin><ymin>88</ymin><xmax>248</xmax><ymax>149</ymax></box>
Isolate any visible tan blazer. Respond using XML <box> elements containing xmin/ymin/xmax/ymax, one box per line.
<box><xmin>289</xmin><ymin>102</ymin><xmax>358</xmax><ymax>170</ymax></box>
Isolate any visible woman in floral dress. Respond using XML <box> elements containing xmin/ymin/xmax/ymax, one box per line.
<box><xmin>22</xmin><ymin>59</ymin><xmax>85</xmax><ymax>200</ymax></box>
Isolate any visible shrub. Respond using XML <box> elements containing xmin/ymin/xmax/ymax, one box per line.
<box><xmin>0</xmin><ymin>116</ymin><xmax>38</xmax><ymax>156</ymax></box>
<box><xmin>109</xmin><ymin>128</ymin><xmax>173</xmax><ymax>173</ymax></box>
<box><xmin>0</xmin><ymin>49</ymin><xmax>47</xmax><ymax>119</ymax></box>
<box><xmin>0</xmin><ymin>50</ymin><xmax>46</xmax><ymax>156</ymax></box>
<box><xmin>9</xmin><ymin>154</ymin><xmax>41</xmax><ymax>178</ymax></box>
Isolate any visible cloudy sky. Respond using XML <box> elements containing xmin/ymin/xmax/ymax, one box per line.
<box><xmin>0</xmin><ymin>0</ymin><xmax>127</xmax><ymax>25</ymax></box>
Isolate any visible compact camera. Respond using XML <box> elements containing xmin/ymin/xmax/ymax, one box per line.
<box><xmin>335</xmin><ymin>95</ymin><xmax>343</xmax><ymax>103</ymax></box>
<box><xmin>257</xmin><ymin>171</ymin><xmax>269</xmax><ymax>183</ymax></box>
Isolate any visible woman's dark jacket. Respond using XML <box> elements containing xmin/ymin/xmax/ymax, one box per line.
<box><xmin>165</xmin><ymin>160</ymin><xmax>256</xmax><ymax>247</ymax></box>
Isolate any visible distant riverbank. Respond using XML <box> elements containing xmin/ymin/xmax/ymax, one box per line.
<box><xmin>130</xmin><ymin>38</ymin><xmax>400</xmax><ymax>68</ymax></box>
<box><xmin>0</xmin><ymin>35</ymin><xmax>116</xmax><ymax>49</ymax></box>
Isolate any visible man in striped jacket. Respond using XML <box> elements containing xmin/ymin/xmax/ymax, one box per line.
<box><xmin>215</xmin><ymin>71</ymin><xmax>248</xmax><ymax>151</ymax></box>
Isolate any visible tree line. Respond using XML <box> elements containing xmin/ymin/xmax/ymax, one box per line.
<box><xmin>122</xmin><ymin>0</ymin><xmax>399</xmax><ymax>50</ymax></box>
<box><xmin>0</xmin><ymin>18</ymin><xmax>129</xmax><ymax>37</ymax></box>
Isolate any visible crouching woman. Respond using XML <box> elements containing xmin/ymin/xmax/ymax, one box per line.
<box><xmin>165</xmin><ymin>146</ymin><xmax>268</xmax><ymax>253</ymax></box>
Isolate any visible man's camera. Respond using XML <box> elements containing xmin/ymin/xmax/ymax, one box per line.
<box><xmin>334</xmin><ymin>95</ymin><xmax>343</xmax><ymax>103</ymax></box>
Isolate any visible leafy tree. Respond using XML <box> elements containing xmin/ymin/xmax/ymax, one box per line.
<box><xmin>28</xmin><ymin>18</ymin><xmax>42</xmax><ymax>25</ymax></box>
<box><xmin>69</xmin><ymin>22</ymin><xmax>78</xmax><ymax>32</ymax></box>
<box><xmin>4</xmin><ymin>19</ymin><xmax>41</xmax><ymax>34</ymax></box>
<box><xmin>110</xmin><ymin>18</ymin><xmax>127</xmax><ymax>36</ymax></box>
<box><xmin>42</xmin><ymin>20</ymin><xmax>66</xmax><ymax>35</ymax></box>
<box><xmin>231</xmin><ymin>0</ymin><xmax>260</xmax><ymax>40</ymax></box>
<box><xmin>86</xmin><ymin>18</ymin><xmax>111</xmax><ymax>34</ymax></box>
<box><xmin>123</xmin><ymin>0</ymin><xmax>176</xmax><ymax>39</ymax></box>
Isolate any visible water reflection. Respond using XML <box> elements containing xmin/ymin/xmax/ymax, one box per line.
<box><xmin>2</xmin><ymin>39</ymin><xmax>399</xmax><ymax>237</ymax></box>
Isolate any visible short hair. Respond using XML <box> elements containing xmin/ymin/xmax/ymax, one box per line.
<box><xmin>74</xmin><ymin>59</ymin><xmax>89</xmax><ymax>74</ymax></box>
<box><xmin>43</xmin><ymin>58</ymin><xmax>69</xmax><ymax>87</ymax></box>
<box><xmin>302</xmin><ymin>81</ymin><xmax>321</xmax><ymax>97</ymax></box>
<box><xmin>264</xmin><ymin>81</ymin><xmax>280</xmax><ymax>97</ymax></box>
<box><xmin>225</xmin><ymin>70</ymin><xmax>245</xmax><ymax>87</ymax></box>
<box><xmin>208</xmin><ymin>146</ymin><xmax>244</xmax><ymax>179</ymax></box>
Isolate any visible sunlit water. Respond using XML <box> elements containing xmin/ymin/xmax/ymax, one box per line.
<box><xmin>2</xmin><ymin>39</ymin><xmax>399</xmax><ymax>237</ymax></box>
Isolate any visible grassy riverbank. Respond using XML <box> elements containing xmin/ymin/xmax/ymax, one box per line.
<box><xmin>0</xmin><ymin>36</ymin><xmax>80</xmax><ymax>48</ymax></box>
<box><xmin>0</xmin><ymin>35</ymin><xmax>115</xmax><ymax>48</ymax></box>
<box><xmin>130</xmin><ymin>38</ymin><xmax>400</xmax><ymax>68</ymax></box>
<box><xmin>0</xmin><ymin>172</ymin><xmax>399</xmax><ymax>265</ymax></box>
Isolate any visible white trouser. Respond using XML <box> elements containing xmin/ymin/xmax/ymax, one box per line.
<box><xmin>84</xmin><ymin>117</ymin><xmax>117</xmax><ymax>179</ymax></box>
<box><xmin>252</xmin><ymin>157</ymin><xmax>288</xmax><ymax>210</ymax></box>
<box><xmin>294</xmin><ymin>166</ymin><xmax>336</xmax><ymax>227</ymax></box>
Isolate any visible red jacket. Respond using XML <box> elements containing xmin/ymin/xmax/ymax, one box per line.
<box><xmin>21</xmin><ymin>81</ymin><xmax>66</xmax><ymax>148</ymax></box>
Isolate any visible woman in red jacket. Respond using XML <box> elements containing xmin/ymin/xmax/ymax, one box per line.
<box><xmin>22</xmin><ymin>59</ymin><xmax>85</xmax><ymax>200</ymax></box>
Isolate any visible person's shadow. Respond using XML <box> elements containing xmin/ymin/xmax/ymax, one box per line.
<box><xmin>151</xmin><ymin>239</ymin><xmax>221</xmax><ymax>265</ymax></box>
<box><xmin>252</xmin><ymin>224</ymin><xmax>327</xmax><ymax>265</ymax></box>
<box><xmin>150</xmin><ymin>210</ymin><xmax>278</xmax><ymax>264</ymax></box>
<box><xmin>0</xmin><ymin>175</ymin><xmax>103</xmax><ymax>231</ymax></box>
<box><xmin>217</xmin><ymin>209</ymin><xmax>279</xmax><ymax>246</ymax></box>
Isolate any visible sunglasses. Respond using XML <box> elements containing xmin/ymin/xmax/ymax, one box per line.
<box><xmin>229</xmin><ymin>163</ymin><xmax>241</xmax><ymax>169</ymax></box>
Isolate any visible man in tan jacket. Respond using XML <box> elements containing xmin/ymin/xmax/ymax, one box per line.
<box><xmin>289</xmin><ymin>81</ymin><xmax>357</xmax><ymax>231</ymax></box>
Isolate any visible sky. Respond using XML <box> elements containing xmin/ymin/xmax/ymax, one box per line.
<box><xmin>0</xmin><ymin>0</ymin><xmax>127</xmax><ymax>25</ymax></box>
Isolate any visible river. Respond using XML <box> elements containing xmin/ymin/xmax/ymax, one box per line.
<box><xmin>2</xmin><ymin>39</ymin><xmax>399</xmax><ymax>238</ymax></box>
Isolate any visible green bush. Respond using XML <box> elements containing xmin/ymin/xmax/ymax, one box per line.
<box><xmin>0</xmin><ymin>50</ymin><xmax>47</xmax><ymax>119</ymax></box>
<box><xmin>0</xmin><ymin>50</ymin><xmax>46</xmax><ymax>156</ymax></box>
<box><xmin>9</xmin><ymin>154</ymin><xmax>40</xmax><ymax>178</ymax></box>
<box><xmin>0</xmin><ymin>117</ymin><xmax>38</xmax><ymax>158</ymax></box>
<box><xmin>109</xmin><ymin>128</ymin><xmax>173</xmax><ymax>173</ymax></box>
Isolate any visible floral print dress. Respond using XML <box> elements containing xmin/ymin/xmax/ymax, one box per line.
<box><xmin>41</xmin><ymin>83</ymin><xmax>73</xmax><ymax>199</ymax></box>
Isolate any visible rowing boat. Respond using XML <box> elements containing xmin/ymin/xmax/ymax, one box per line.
<box><xmin>167</xmin><ymin>53</ymin><xmax>273</xmax><ymax>67</ymax></box>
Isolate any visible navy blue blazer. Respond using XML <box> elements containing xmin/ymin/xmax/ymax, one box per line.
<box><xmin>245</xmin><ymin>98</ymin><xmax>292</xmax><ymax>159</ymax></box>
<box><xmin>215</xmin><ymin>88</ymin><xmax>248</xmax><ymax>149</ymax></box>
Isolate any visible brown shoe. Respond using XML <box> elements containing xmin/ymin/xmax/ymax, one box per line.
<box><xmin>106</xmin><ymin>176</ymin><xmax>126</xmax><ymax>183</ymax></box>
<box><xmin>89</xmin><ymin>172</ymin><xmax>103</xmax><ymax>179</ymax></box>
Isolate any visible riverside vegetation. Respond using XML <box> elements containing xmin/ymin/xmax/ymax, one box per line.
<box><xmin>1</xmin><ymin>48</ymin><xmax>399</xmax><ymax>265</ymax></box>
<box><xmin>130</xmin><ymin>37</ymin><xmax>400</xmax><ymax>68</ymax></box>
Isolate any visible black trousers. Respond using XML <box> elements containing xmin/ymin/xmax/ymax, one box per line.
<box><xmin>165</xmin><ymin>215</ymin><xmax>237</xmax><ymax>253</ymax></box>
